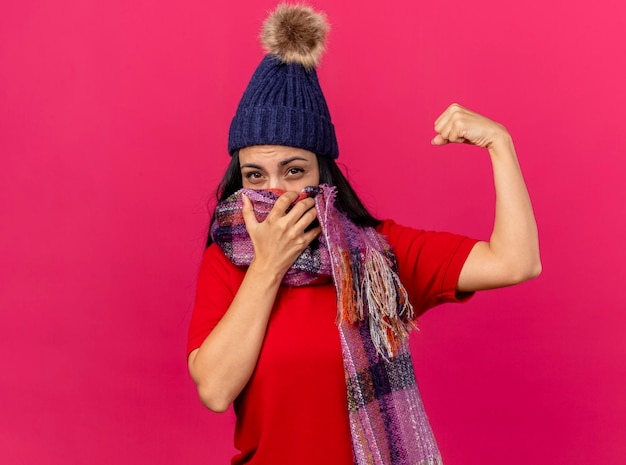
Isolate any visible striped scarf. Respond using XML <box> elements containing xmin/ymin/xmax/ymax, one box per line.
<box><xmin>211</xmin><ymin>184</ymin><xmax>443</xmax><ymax>465</ymax></box>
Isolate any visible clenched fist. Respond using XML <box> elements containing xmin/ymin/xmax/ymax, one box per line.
<box><xmin>432</xmin><ymin>103</ymin><xmax>510</xmax><ymax>150</ymax></box>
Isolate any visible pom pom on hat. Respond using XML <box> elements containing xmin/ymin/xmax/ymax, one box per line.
<box><xmin>261</xmin><ymin>4</ymin><xmax>330</xmax><ymax>70</ymax></box>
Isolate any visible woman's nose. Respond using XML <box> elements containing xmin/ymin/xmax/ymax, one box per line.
<box><xmin>268</xmin><ymin>177</ymin><xmax>286</xmax><ymax>191</ymax></box>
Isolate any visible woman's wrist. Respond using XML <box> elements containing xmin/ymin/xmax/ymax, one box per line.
<box><xmin>247</xmin><ymin>259</ymin><xmax>286</xmax><ymax>288</ymax></box>
<box><xmin>487</xmin><ymin>129</ymin><xmax>515</xmax><ymax>158</ymax></box>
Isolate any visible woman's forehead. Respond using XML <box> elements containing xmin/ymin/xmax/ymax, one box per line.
<box><xmin>239</xmin><ymin>145</ymin><xmax>316</xmax><ymax>165</ymax></box>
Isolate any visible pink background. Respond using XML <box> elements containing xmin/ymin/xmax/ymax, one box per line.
<box><xmin>1</xmin><ymin>0</ymin><xmax>625</xmax><ymax>464</ymax></box>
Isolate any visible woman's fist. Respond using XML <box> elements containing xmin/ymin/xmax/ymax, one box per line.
<box><xmin>432</xmin><ymin>103</ymin><xmax>510</xmax><ymax>149</ymax></box>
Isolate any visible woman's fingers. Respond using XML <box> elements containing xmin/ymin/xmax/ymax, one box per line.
<box><xmin>288</xmin><ymin>197</ymin><xmax>317</xmax><ymax>224</ymax></box>
<box><xmin>432</xmin><ymin>103</ymin><xmax>506</xmax><ymax>148</ymax></box>
<box><xmin>241</xmin><ymin>193</ymin><xmax>259</xmax><ymax>229</ymax></box>
<box><xmin>247</xmin><ymin>191</ymin><xmax>320</xmax><ymax>243</ymax></box>
<box><xmin>263</xmin><ymin>191</ymin><xmax>298</xmax><ymax>222</ymax></box>
<box><xmin>279</xmin><ymin>196</ymin><xmax>320</xmax><ymax>244</ymax></box>
<box><xmin>245</xmin><ymin>191</ymin><xmax>317</xmax><ymax>234</ymax></box>
<box><xmin>433</xmin><ymin>106</ymin><xmax>453</xmax><ymax>135</ymax></box>
<box><xmin>266</xmin><ymin>192</ymin><xmax>316</xmax><ymax>225</ymax></box>
<box><xmin>433</xmin><ymin>103</ymin><xmax>462</xmax><ymax>135</ymax></box>
<box><xmin>294</xmin><ymin>203</ymin><xmax>320</xmax><ymax>234</ymax></box>
<box><xmin>434</xmin><ymin>104</ymin><xmax>467</xmax><ymax>144</ymax></box>
<box><xmin>302</xmin><ymin>223</ymin><xmax>322</xmax><ymax>244</ymax></box>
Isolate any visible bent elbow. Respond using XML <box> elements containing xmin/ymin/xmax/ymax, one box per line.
<box><xmin>530</xmin><ymin>260</ymin><xmax>542</xmax><ymax>279</ymax></box>
<box><xmin>509</xmin><ymin>259</ymin><xmax>542</xmax><ymax>285</ymax></box>
<box><xmin>205</xmin><ymin>401</ymin><xmax>230</xmax><ymax>414</ymax></box>
<box><xmin>197</xmin><ymin>386</ymin><xmax>232</xmax><ymax>413</ymax></box>
<box><xmin>188</xmin><ymin>351</ymin><xmax>234</xmax><ymax>413</ymax></box>
<box><xmin>525</xmin><ymin>254</ymin><xmax>543</xmax><ymax>280</ymax></box>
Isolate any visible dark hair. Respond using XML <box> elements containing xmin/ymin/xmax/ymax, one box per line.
<box><xmin>206</xmin><ymin>151</ymin><xmax>380</xmax><ymax>247</ymax></box>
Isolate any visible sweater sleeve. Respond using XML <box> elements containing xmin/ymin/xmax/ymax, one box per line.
<box><xmin>376</xmin><ymin>219</ymin><xmax>479</xmax><ymax>317</ymax></box>
<box><xmin>186</xmin><ymin>244</ymin><xmax>246</xmax><ymax>357</ymax></box>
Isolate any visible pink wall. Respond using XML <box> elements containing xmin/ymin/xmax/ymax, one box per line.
<box><xmin>1</xmin><ymin>1</ymin><xmax>624</xmax><ymax>464</ymax></box>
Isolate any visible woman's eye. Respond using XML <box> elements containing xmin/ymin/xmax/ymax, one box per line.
<box><xmin>244</xmin><ymin>172</ymin><xmax>263</xmax><ymax>183</ymax></box>
<box><xmin>286</xmin><ymin>167</ymin><xmax>304</xmax><ymax>176</ymax></box>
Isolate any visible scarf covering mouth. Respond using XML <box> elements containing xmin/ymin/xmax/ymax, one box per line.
<box><xmin>211</xmin><ymin>184</ymin><xmax>443</xmax><ymax>465</ymax></box>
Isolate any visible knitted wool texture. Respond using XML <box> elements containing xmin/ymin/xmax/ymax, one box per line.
<box><xmin>211</xmin><ymin>185</ymin><xmax>443</xmax><ymax>465</ymax></box>
<box><xmin>227</xmin><ymin>56</ymin><xmax>338</xmax><ymax>159</ymax></box>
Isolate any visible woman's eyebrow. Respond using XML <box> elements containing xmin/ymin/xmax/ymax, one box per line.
<box><xmin>240</xmin><ymin>157</ymin><xmax>309</xmax><ymax>170</ymax></box>
<box><xmin>279</xmin><ymin>156</ymin><xmax>308</xmax><ymax>166</ymax></box>
<box><xmin>240</xmin><ymin>163</ymin><xmax>264</xmax><ymax>170</ymax></box>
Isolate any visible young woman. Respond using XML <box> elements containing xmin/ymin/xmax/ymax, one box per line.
<box><xmin>187</xmin><ymin>5</ymin><xmax>540</xmax><ymax>465</ymax></box>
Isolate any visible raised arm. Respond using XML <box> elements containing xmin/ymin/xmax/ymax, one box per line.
<box><xmin>187</xmin><ymin>192</ymin><xmax>321</xmax><ymax>412</ymax></box>
<box><xmin>431</xmin><ymin>103</ymin><xmax>541</xmax><ymax>292</ymax></box>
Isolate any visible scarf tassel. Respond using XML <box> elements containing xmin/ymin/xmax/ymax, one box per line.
<box><xmin>334</xmin><ymin>241</ymin><xmax>416</xmax><ymax>359</ymax></box>
<box><xmin>362</xmin><ymin>248</ymin><xmax>416</xmax><ymax>359</ymax></box>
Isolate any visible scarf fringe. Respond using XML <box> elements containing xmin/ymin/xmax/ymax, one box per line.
<box><xmin>362</xmin><ymin>248</ymin><xmax>416</xmax><ymax>360</ymax></box>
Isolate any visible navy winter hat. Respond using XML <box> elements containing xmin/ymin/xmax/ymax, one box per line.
<box><xmin>227</xmin><ymin>4</ymin><xmax>339</xmax><ymax>159</ymax></box>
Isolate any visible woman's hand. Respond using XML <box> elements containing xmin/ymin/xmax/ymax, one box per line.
<box><xmin>431</xmin><ymin>103</ymin><xmax>510</xmax><ymax>150</ymax></box>
<box><xmin>242</xmin><ymin>191</ymin><xmax>322</xmax><ymax>279</ymax></box>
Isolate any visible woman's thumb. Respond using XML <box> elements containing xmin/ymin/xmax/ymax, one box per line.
<box><xmin>431</xmin><ymin>134</ymin><xmax>448</xmax><ymax>146</ymax></box>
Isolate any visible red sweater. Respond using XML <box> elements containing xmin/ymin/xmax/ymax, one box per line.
<box><xmin>187</xmin><ymin>219</ymin><xmax>478</xmax><ymax>465</ymax></box>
